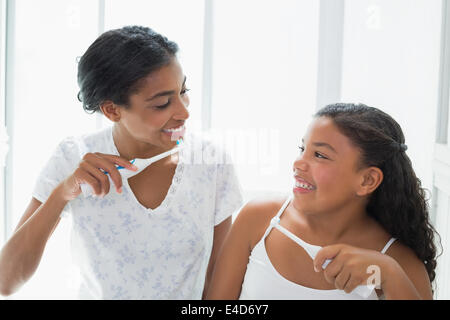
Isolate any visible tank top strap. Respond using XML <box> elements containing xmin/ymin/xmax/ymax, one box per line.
<box><xmin>261</xmin><ymin>195</ymin><xmax>292</xmax><ymax>240</ymax></box>
<box><xmin>380</xmin><ymin>237</ymin><xmax>397</xmax><ymax>254</ymax></box>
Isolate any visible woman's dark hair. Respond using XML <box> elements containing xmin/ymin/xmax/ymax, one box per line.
<box><xmin>315</xmin><ymin>103</ymin><xmax>441</xmax><ymax>286</ymax></box>
<box><xmin>77</xmin><ymin>25</ymin><xmax>179</xmax><ymax>113</ymax></box>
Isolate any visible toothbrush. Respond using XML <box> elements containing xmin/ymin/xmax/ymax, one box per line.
<box><xmin>80</xmin><ymin>139</ymin><xmax>184</xmax><ymax>198</ymax></box>
<box><xmin>270</xmin><ymin>216</ymin><xmax>376</xmax><ymax>299</ymax></box>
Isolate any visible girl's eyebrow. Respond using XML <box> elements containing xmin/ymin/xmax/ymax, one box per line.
<box><xmin>301</xmin><ymin>138</ymin><xmax>338</xmax><ymax>154</ymax></box>
<box><xmin>145</xmin><ymin>76</ymin><xmax>187</xmax><ymax>101</ymax></box>
<box><xmin>313</xmin><ymin>142</ymin><xmax>338</xmax><ymax>154</ymax></box>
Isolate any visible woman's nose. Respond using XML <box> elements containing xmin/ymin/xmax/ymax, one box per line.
<box><xmin>173</xmin><ymin>96</ymin><xmax>190</xmax><ymax>121</ymax></box>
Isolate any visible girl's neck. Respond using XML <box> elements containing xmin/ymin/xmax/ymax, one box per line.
<box><xmin>291</xmin><ymin>202</ymin><xmax>373</xmax><ymax>245</ymax></box>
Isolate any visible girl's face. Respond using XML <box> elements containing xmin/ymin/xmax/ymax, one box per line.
<box><xmin>117</xmin><ymin>57</ymin><xmax>190</xmax><ymax>149</ymax></box>
<box><xmin>292</xmin><ymin>116</ymin><xmax>366</xmax><ymax>215</ymax></box>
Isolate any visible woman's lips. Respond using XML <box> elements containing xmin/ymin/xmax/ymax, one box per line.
<box><xmin>162</xmin><ymin>125</ymin><xmax>186</xmax><ymax>140</ymax></box>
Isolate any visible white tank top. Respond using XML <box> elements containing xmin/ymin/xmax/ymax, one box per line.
<box><xmin>239</xmin><ymin>196</ymin><xmax>397</xmax><ymax>300</ymax></box>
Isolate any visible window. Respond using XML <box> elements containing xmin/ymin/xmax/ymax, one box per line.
<box><xmin>5</xmin><ymin>0</ymin><xmax>100</xmax><ymax>299</ymax></box>
<box><xmin>210</xmin><ymin>0</ymin><xmax>320</xmax><ymax>201</ymax></box>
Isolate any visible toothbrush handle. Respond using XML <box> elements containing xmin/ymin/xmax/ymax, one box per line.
<box><xmin>322</xmin><ymin>259</ymin><xmax>332</xmax><ymax>269</ymax></box>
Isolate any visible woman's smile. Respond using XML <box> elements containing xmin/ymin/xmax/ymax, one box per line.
<box><xmin>162</xmin><ymin>124</ymin><xmax>186</xmax><ymax>140</ymax></box>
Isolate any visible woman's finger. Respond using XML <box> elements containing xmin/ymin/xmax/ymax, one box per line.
<box><xmin>96</xmin><ymin>153</ymin><xmax>139</xmax><ymax>171</ymax></box>
<box><xmin>79</xmin><ymin>159</ymin><xmax>111</xmax><ymax>196</ymax></box>
<box><xmin>74</xmin><ymin>167</ymin><xmax>103</xmax><ymax>196</ymax></box>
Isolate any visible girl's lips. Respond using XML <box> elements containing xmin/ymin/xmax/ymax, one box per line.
<box><xmin>294</xmin><ymin>176</ymin><xmax>316</xmax><ymax>188</ymax></box>
<box><xmin>293</xmin><ymin>175</ymin><xmax>316</xmax><ymax>193</ymax></box>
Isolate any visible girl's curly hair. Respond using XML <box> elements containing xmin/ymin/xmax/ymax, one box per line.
<box><xmin>316</xmin><ymin>103</ymin><xmax>441</xmax><ymax>286</ymax></box>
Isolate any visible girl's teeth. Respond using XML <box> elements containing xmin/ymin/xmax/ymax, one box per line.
<box><xmin>295</xmin><ymin>181</ymin><xmax>314</xmax><ymax>190</ymax></box>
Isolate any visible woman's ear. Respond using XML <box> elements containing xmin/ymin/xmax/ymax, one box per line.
<box><xmin>100</xmin><ymin>101</ymin><xmax>122</xmax><ymax>122</ymax></box>
<box><xmin>356</xmin><ymin>167</ymin><xmax>384</xmax><ymax>196</ymax></box>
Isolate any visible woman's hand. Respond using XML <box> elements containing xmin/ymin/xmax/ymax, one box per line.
<box><xmin>58</xmin><ymin>152</ymin><xmax>137</xmax><ymax>201</ymax></box>
<box><xmin>313</xmin><ymin>244</ymin><xmax>397</xmax><ymax>294</ymax></box>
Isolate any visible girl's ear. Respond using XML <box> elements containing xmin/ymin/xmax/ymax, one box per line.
<box><xmin>356</xmin><ymin>167</ymin><xmax>384</xmax><ymax>196</ymax></box>
<box><xmin>100</xmin><ymin>101</ymin><xmax>122</xmax><ymax>122</ymax></box>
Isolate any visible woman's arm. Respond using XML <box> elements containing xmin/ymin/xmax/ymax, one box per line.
<box><xmin>0</xmin><ymin>185</ymin><xmax>67</xmax><ymax>296</ymax></box>
<box><xmin>0</xmin><ymin>152</ymin><xmax>135</xmax><ymax>297</ymax></box>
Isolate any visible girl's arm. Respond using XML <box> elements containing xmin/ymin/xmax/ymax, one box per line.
<box><xmin>206</xmin><ymin>202</ymin><xmax>264</xmax><ymax>299</ymax></box>
<box><xmin>380</xmin><ymin>244</ymin><xmax>433</xmax><ymax>300</ymax></box>
<box><xmin>202</xmin><ymin>216</ymin><xmax>232</xmax><ymax>299</ymax></box>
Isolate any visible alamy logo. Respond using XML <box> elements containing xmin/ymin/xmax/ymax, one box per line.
<box><xmin>366</xmin><ymin>265</ymin><xmax>381</xmax><ymax>289</ymax></box>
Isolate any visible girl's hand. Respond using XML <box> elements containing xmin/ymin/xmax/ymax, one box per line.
<box><xmin>58</xmin><ymin>153</ymin><xmax>138</xmax><ymax>201</ymax></box>
<box><xmin>313</xmin><ymin>244</ymin><xmax>397</xmax><ymax>294</ymax></box>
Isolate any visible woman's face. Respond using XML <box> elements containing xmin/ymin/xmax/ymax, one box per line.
<box><xmin>118</xmin><ymin>57</ymin><xmax>190</xmax><ymax>149</ymax></box>
<box><xmin>292</xmin><ymin>116</ymin><xmax>365</xmax><ymax>215</ymax></box>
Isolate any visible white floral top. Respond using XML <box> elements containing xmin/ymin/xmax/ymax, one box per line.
<box><xmin>32</xmin><ymin>126</ymin><xmax>243</xmax><ymax>299</ymax></box>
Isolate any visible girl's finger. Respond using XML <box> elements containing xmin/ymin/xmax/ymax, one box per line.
<box><xmin>334</xmin><ymin>268</ymin><xmax>351</xmax><ymax>291</ymax></box>
<box><xmin>322</xmin><ymin>257</ymin><xmax>344</xmax><ymax>285</ymax></box>
<box><xmin>343</xmin><ymin>276</ymin><xmax>364</xmax><ymax>294</ymax></box>
<box><xmin>314</xmin><ymin>244</ymin><xmax>342</xmax><ymax>272</ymax></box>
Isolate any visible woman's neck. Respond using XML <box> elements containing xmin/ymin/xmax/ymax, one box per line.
<box><xmin>112</xmin><ymin>124</ymin><xmax>166</xmax><ymax>160</ymax></box>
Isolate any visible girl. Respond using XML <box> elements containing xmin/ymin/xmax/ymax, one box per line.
<box><xmin>0</xmin><ymin>26</ymin><xmax>243</xmax><ymax>299</ymax></box>
<box><xmin>206</xmin><ymin>103</ymin><xmax>439</xmax><ymax>300</ymax></box>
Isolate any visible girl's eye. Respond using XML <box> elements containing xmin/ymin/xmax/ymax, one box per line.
<box><xmin>315</xmin><ymin>152</ymin><xmax>328</xmax><ymax>159</ymax></box>
<box><xmin>181</xmin><ymin>87</ymin><xmax>190</xmax><ymax>95</ymax></box>
<box><xmin>298</xmin><ymin>146</ymin><xmax>305</xmax><ymax>153</ymax></box>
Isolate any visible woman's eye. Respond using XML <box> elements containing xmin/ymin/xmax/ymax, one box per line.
<box><xmin>181</xmin><ymin>87</ymin><xmax>190</xmax><ymax>95</ymax></box>
<box><xmin>298</xmin><ymin>146</ymin><xmax>305</xmax><ymax>153</ymax></box>
<box><xmin>155</xmin><ymin>101</ymin><xmax>170</xmax><ymax>109</ymax></box>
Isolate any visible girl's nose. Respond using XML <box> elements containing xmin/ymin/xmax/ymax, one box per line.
<box><xmin>293</xmin><ymin>155</ymin><xmax>308</xmax><ymax>172</ymax></box>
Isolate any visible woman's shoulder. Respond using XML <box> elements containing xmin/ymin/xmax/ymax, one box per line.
<box><xmin>234</xmin><ymin>193</ymin><xmax>289</xmax><ymax>248</ymax></box>
<box><xmin>55</xmin><ymin>126</ymin><xmax>112</xmax><ymax>150</ymax></box>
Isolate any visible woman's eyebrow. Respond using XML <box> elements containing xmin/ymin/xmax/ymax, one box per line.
<box><xmin>145</xmin><ymin>76</ymin><xmax>187</xmax><ymax>101</ymax></box>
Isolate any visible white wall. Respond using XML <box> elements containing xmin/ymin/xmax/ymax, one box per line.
<box><xmin>340</xmin><ymin>0</ymin><xmax>441</xmax><ymax>193</ymax></box>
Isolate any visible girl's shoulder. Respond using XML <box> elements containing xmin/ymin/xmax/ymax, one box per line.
<box><xmin>234</xmin><ymin>193</ymin><xmax>289</xmax><ymax>249</ymax></box>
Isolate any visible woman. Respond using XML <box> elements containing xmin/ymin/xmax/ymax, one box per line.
<box><xmin>0</xmin><ymin>26</ymin><xmax>243</xmax><ymax>299</ymax></box>
<box><xmin>206</xmin><ymin>103</ymin><xmax>439</xmax><ymax>300</ymax></box>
